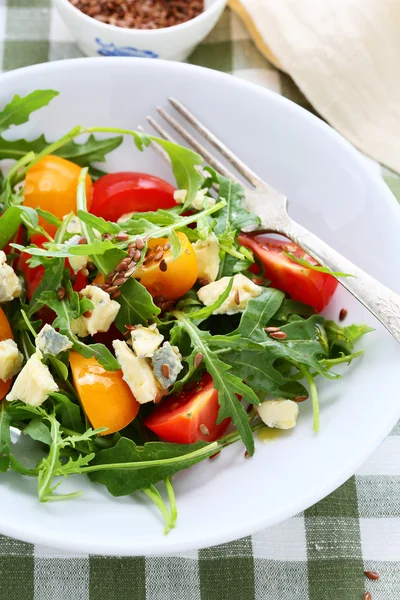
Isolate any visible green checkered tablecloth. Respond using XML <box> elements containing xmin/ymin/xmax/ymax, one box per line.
<box><xmin>1</xmin><ymin>2</ymin><xmax>400</xmax><ymax>600</ymax></box>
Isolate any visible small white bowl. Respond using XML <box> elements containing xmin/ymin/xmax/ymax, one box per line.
<box><xmin>54</xmin><ymin>0</ymin><xmax>227</xmax><ymax>61</ymax></box>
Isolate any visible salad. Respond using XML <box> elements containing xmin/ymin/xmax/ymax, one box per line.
<box><xmin>0</xmin><ymin>90</ymin><xmax>372</xmax><ymax>533</ymax></box>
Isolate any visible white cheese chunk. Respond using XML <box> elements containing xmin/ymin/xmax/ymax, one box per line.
<box><xmin>113</xmin><ymin>340</ymin><xmax>162</xmax><ymax>404</ymax></box>
<box><xmin>0</xmin><ymin>339</ymin><xmax>23</xmax><ymax>382</ymax></box>
<box><xmin>0</xmin><ymin>250</ymin><xmax>21</xmax><ymax>303</ymax></box>
<box><xmin>130</xmin><ymin>324</ymin><xmax>164</xmax><ymax>358</ymax></box>
<box><xmin>6</xmin><ymin>351</ymin><xmax>58</xmax><ymax>407</ymax></box>
<box><xmin>35</xmin><ymin>324</ymin><xmax>72</xmax><ymax>356</ymax></box>
<box><xmin>64</xmin><ymin>217</ymin><xmax>98</xmax><ymax>272</ymax></box>
<box><xmin>65</xmin><ymin>214</ymin><xmax>83</xmax><ymax>235</ymax></box>
<box><xmin>71</xmin><ymin>285</ymin><xmax>120</xmax><ymax>337</ymax></box>
<box><xmin>257</xmin><ymin>399</ymin><xmax>299</xmax><ymax>430</ymax></box>
<box><xmin>192</xmin><ymin>233</ymin><xmax>220</xmax><ymax>282</ymax></box>
<box><xmin>197</xmin><ymin>273</ymin><xmax>262</xmax><ymax>315</ymax></box>
<box><xmin>173</xmin><ymin>188</ymin><xmax>216</xmax><ymax>211</ymax></box>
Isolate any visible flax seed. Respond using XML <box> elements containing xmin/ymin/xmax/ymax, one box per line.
<box><xmin>80</xmin><ymin>268</ymin><xmax>89</xmax><ymax>277</ymax></box>
<box><xmin>253</xmin><ymin>277</ymin><xmax>265</xmax><ymax>285</ymax></box>
<box><xmin>135</xmin><ymin>237</ymin><xmax>145</xmax><ymax>250</ymax></box>
<box><xmin>154</xmin><ymin>244</ymin><xmax>162</xmax><ymax>253</ymax></box>
<box><xmin>143</xmin><ymin>255</ymin><xmax>154</xmax><ymax>266</ymax></box>
<box><xmin>234</xmin><ymin>290</ymin><xmax>240</xmax><ymax>305</ymax></box>
<box><xmin>111</xmin><ymin>290</ymin><xmax>121</xmax><ymax>299</ymax></box>
<box><xmin>209</xmin><ymin>451</ymin><xmax>220</xmax><ymax>460</ymax></box>
<box><xmin>83</xmin><ymin>311</ymin><xmax>92</xmax><ymax>318</ymax></box>
<box><xmin>194</xmin><ymin>352</ymin><xmax>203</xmax><ymax>368</ymax></box>
<box><xmin>106</xmin><ymin>285</ymin><xmax>118</xmax><ymax>294</ymax></box>
<box><xmin>163</xmin><ymin>243</ymin><xmax>170</xmax><ymax>251</ymax></box>
<box><xmin>294</xmin><ymin>395</ymin><xmax>308</xmax><ymax>402</ymax></box>
<box><xmin>270</xmin><ymin>331</ymin><xmax>287</xmax><ymax>340</ymax></box>
<box><xmin>199</xmin><ymin>424</ymin><xmax>210</xmax><ymax>436</ymax></box>
<box><xmin>159</xmin><ymin>259</ymin><xmax>167</xmax><ymax>272</ymax></box>
<box><xmin>154</xmin><ymin>250</ymin><xmax>164</xmax><ymax>262</ymax></box>
<box><xmin>161</xmin><ymin>363</ymin><xmax>170</xmax><ymax>378</ymax></box>
<box><xmin>197</xmin><ymin>278</ymin><xmax>210</xmax><ymax>287</ymax></box>
<box><xmin>124</xmin><ymin>266</ymin><xmax>136</xmax><ymax>278</ymax></box>
<box><xmin>363</xmin><ymin>593</ymin><xmax>372</xmax><ymax>600</ymax></box>
<box><xmin>125</xmin><ymin>324</ymin><xmax>135</xmax><ymax>331</ymax></box>
<box><xmin>364</xmin><ymin>571</ymin><xmax>380</xmax><ymax>581</ymax></box>
<box><xmin>264</xmin><ymin>326</ymin><xmax>280</xmax><ymax>333</ymax></box>
<box><xmin>244</xmin><ymin>450</ymin><xmax>250</xmax><ymax>458</ymax></box>
<box><xmin>115</xmin><ymin>231</ymin><xmax>129</xmax><ymax>241</ymax></box>
<box><xmin>339</xmin><ymin>308</ymin><xmax>348</xmax><ymax>321</ymax></box>
<box><xmin>57</xmin><ymin>287</ymin><xmax>66</xmax><ymax>300</ymax></box>
<box><xmin>78</xmin><ymin>236</ymin><xmax>87</xmax><ymax>245</ymax></box>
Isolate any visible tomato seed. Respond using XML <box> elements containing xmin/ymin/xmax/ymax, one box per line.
<box><xmin>339</xmin><ymin>308</ymin><xmax>348</xmax><ymax>321</ymax></box>
<box><xmin>364</xmin><ymin>571</ymin><xmax>380</xmax><ymax>581</ymax></box>
<box><xmin>199</xmin><ymin>424</ymin><xmax>210</xmax><ymax>436</ymax></box>
<box><xmin>270</xmin><ymin>331</ymin><xmax>287</xmax><ymax>340</ymax></box>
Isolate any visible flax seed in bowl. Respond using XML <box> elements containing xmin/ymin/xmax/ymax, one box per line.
<box><xmin>54</xmin><ymin>0</ymin><xmax>227</xmax><ymax>61</ymax></box>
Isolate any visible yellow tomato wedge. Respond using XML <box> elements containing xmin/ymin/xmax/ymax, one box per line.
<box><xmin>70</xmin><ymin>352</ymin><xmax>140</xmax><ymax>435</ymax></box>
<box><xmin>23</xmin><ymin>155</ymin><xmax>92</xmax><ymax>235</ymax></box>
<box><xmin>134</xmin><ymin>231</ymin><xmax>198</xmax><ymax>301</ymax></box>
<box><xmin>0</xmin><ymin>307</ymin><xmax>14</xmax><ymax>400</ymax></box>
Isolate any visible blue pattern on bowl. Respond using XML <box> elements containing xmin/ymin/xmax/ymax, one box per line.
<box><xmin>96</xmin><ymin>38</ymin><xmax>158</xmax><ymax>58</ymax></box>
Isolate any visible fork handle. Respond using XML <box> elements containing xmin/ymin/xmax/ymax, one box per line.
<box><xmin>278</xmin><ymin>217</ymin><xmax>400</xmax><ymax>343</ymax></box>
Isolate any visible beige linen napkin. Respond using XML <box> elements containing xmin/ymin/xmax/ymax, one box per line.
<box><xmin>229</xmin><ymin>0</ymin><xmax>400</xmax><ymax>173</ymax></box>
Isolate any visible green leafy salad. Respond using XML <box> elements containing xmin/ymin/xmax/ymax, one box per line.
<box><xmin>0</xmin><ymin>90</ymin><xmax>372</xmax><ymax>533</ymax></box>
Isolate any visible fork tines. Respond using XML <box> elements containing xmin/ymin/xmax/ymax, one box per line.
<box><xmin>145</xmin><ymin>97</ymin><xmax>267</xmax><ymax>189</ymax></box>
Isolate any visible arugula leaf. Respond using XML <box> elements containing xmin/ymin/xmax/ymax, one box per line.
<box><xmin>185</xmin><ymin>278</ymin><xmax>234</xmax><ymax>321</ymax></box>
<box><xmin>214</xmin><ymin>175</ymin><xmax>260</xmax><ymax>235</ymax></box>
<box><xmin>0</xmin><ymin>90</ymin><xmax>58</xmax><ymax>135</ymax></box>
<box><xmin>54</xmin><ymin>134</ymin><xmax>123</xmax><ymax>165</ymax></box>
<box><xmin>87</xmin><ymin>437</ymin><xmax>214</xmax><ymax>495</ymax></box>
<box><xmin>38</xmin><ymin>290</ymin><xmax>120</xmax><ymax>371</ymax></box>
<box><xmin>151</xmin><ymin>137</ymin><xmax>203</xmax><ymax>206</ymax></box>
<box><xmin>51</xmin><ymin>392</ymin><xmax>84</xmax><ymax>432</ymax></box>
<box><xmin>0</xmin><ymin>402</ymin><xmax>11</xmax><ymax>473</ymax></box>
<box><xmin>234</xmin><ymin>288</ymin><xmax>285</xmax><ymax>342</ymax></box>
<box><xmin>23</xmin><ymin>419</ymin><xmax>52</xmax><ymax>446</ymax></box>
<box><xmin>172</xmin><ymin>311</ymin><xmax>260</xmax><ymax>455</ymax></box>
<box><xmin>272</xmin><ymin>299</ymin><xmax>315</xmax><ymax>323</ymax></box>
<box><xmin>284</xmin><ymin>252</ymin><xmax>354</xmax><ymax>277</ymax></box>
<box><xmin>325</xmin><ymin>320</ymin><xmax>374</xmax><ymax>355</ymax></box>
<box><xmin>115</xmin><ymin>278</ymin><xmax>161</xmax><ymax>332</ymax></box>
<box><xmin>0</xmin><ymin>205</ymin><xmax>38</xmax><ymax>250</ymax></box>
<box><xmin>36</xmin><ymin>208</ymin><xmax>62</xmax><ymax>228</ymax></box>
<box><xmin>28</xmin><ymin>257</ymin><xmax>64</xmax><ymax>317</ymax></box>
<box><xmin>77</xmin><ymin>211</ymin><xmax>120</xmax><ymax>234</ymax></box>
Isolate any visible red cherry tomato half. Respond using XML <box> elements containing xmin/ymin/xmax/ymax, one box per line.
<box><xmin>239</xmin><ymin>233</ymin><xmax>338</xmax><ymax>313</ymax></box>
<box><xmin>144</xmin><ymin>373</ymin><xmax>230</xmax><ymax>444</ymax></box>
<box><xmin>91</xmin><ymin>172</ymin><xmax>176</xmax><ymax>222</ymax></box>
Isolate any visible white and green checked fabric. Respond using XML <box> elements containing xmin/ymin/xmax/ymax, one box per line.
<box><xmin>1</xmin><ymin>2</ymin><xmax>400</xmax><ymax>599</ymax></box>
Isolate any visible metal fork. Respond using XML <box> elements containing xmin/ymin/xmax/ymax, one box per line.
<box><xmin>146</xmin><ymin>98</ymin><xmax>400</xmax><ymax>344</ymax></box>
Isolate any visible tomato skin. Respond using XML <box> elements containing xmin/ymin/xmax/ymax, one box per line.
<box><xmin>239</xmin><ymin>233</ymin><xmax>338</xmax><ymax>312</ymax></box>
<box><xmin>0</xmin><ymin>308</ymin><xmax>14</xmax><ymax>400</ymax></box>
<box><xmin>134</xmin><ymin>231</ymin><xmax>198</xmax><ymax>301</ymax></box>
<box><xmin>23</xmin><ymin>155</ymin><xmax>93</xmax><ymax>236</ymax></box>
<box><xmin>91</xmin><ymin>172</ymin><xmax>176</xmax><ymax>222</ymax></box>
<box><xmin>144</xmin><ymin>374</ymin><xmax>230</xmax><ymax>444</ymax></box>
<box><xmin>70</xmin><ymin>352</ymin><xmax>140</xmax><ymax>435</ymax></box>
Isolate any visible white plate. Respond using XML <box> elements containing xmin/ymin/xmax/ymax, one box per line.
<box><xmin>0</xmin><ymin>58</ymin><xmax>399</xmax><ymax>556</ymax></box>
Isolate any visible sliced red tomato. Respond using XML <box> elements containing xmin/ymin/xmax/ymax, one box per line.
<box><xmin>18</xmin><ymin>234</ymin><xmax>87</xmax><ymax>301</ymax></box>
<box><xmin>91</xmin><ymin>172</ymin><xmax>176</xmax><ymax>222</ymax></box>
<box><xmin>239</xmin><ymin>233</ymin><xmax>338</xmax><ymax>312</ymax></box>
<box><xmin>144</xmin><ymin>373</ymin><xmax>230</xmax><ymax>444</ymax></box>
